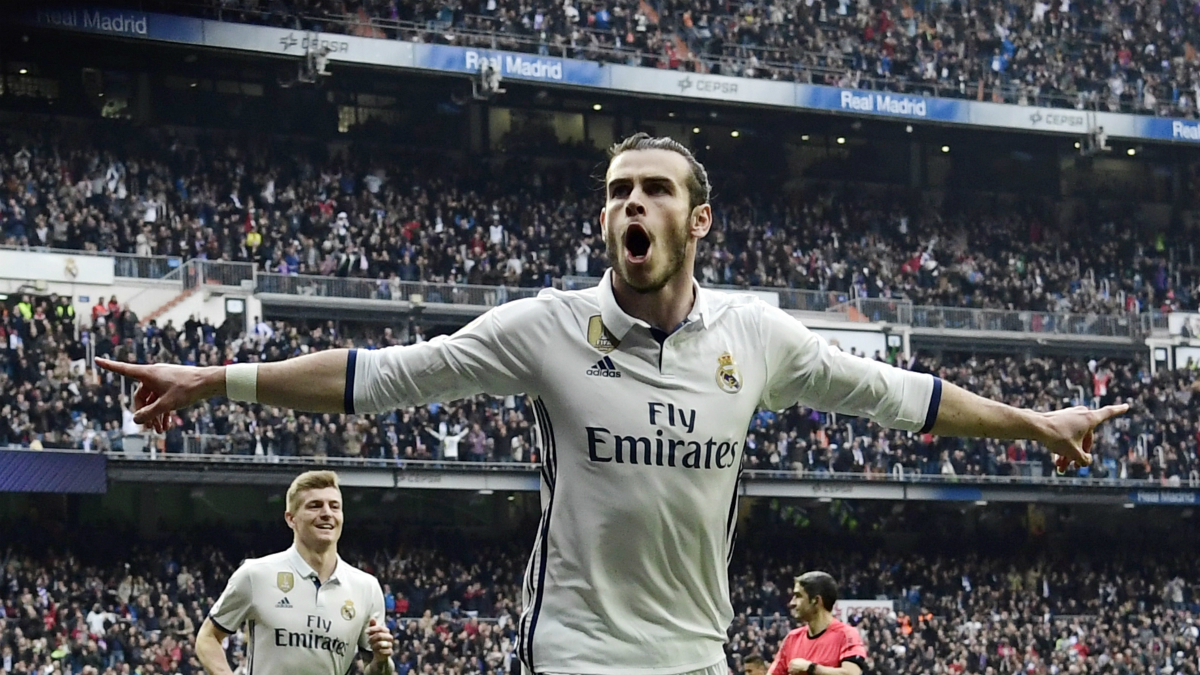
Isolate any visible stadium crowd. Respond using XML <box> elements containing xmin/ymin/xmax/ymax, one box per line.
<box><xmin>133</xmin><ymin>0</ymin><xmax>1200</xmax><ymax>116</ymax></box>
<box><xmin>0</xmin><ymin>530</ymin><xmax>1198</xmax><ymax>675</ymax></box>
<box><xmin>3</xmin><ymin>284</ymin><xmax>1198</xmax><ymax>483</ymax></box>
<box><xmin>2</xmin><ymin>125</ymin><xmax>1198</xmax><ymax>316</ymax></box>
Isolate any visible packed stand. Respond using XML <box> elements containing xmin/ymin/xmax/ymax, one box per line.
<box><xmin>737</xmin><ymin>349</ymin><xmax>1200</xmax><ymax>484</ymax></box>
<box><xmin>677</xmin><ymin>0</ymin><xmax>1200</xmax><ymax>116</ymax></box>
<box><xmin>122</xmin><ymin>0</ymin><xmax>1200</xmax><ymax>116</ymax></box>
<box><xmin>2</xmin><ymin>127</ymin><xmax>1198</xmax><ymax>317</ymax></box>
<box><xmin>3</xmin><ymin>284</ymin><xmax>1198</xmax><ymax>484</ymax></box>
<box><xmin>694</xmin><ymin>192</ymin><xmax>1200</xmax><ymax>316</ymax></box>
<box><xmin>1</xmin><ymin>530</ymin><xmax>1198</xmax><ymax>675</ymax></box>
<box><xmin>728</xmin><ymin>546</ymin><xmax>1200</xmax><ymax>675</ymax></box>
<box><xmin>0</xmin><ymin>293</ymin><xmax>542</xmax><ymax>463</ymax></box>
<box><xmin>129</xmin><ymin>0</ymin><xmax>688</xmax><ymax>70</ymax></box>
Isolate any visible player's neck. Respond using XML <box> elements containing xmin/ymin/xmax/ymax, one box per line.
<box><xmin>611</xmin><ymin>271</ymin><xmax>696</xmax><ymax>333</ymax></box>
<box><xmin>295</xmin><ymin>540</ymin><xmax>339</xmax><ymax>582</ymax></box>
<box><xmin>807</xmin><ymin>610</ymin><xmax>833</xmax><ymax>636</ymax></box>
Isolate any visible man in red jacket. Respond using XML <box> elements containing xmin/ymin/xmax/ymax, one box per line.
<box><xmin>769</xmin><ymin>572</ymin><xmax>868</xmax><ymax>675</ymax></box>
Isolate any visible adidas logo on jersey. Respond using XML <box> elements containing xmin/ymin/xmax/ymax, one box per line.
<box><xmin>586</xmin><ymin>356</ymin><xmax>621</xmax><ymax>378</ymax></box>
<box><xmin>276</xmin><ymin>597</ymin><xmax>293</xmax><ymax>609</ymax></box>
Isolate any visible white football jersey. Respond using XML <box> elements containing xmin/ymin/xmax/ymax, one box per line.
<box><xmin>350</xmin><ymin>270</ymin><xmax>940</xmax><ymax>675</ymax></box>
<box><xmin>208</xmin><ymin>547</ymin><xmax>385</xmax><ymax>675</ymax></box>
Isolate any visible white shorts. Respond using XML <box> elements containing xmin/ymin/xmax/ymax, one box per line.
<box><xmin>535</xmin><ymin>661</ymin><xmax>727</xmax><ymax>675</ymax></box>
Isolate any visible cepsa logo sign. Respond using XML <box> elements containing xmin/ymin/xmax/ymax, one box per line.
<box><xmin>277</xmin><ymin>32</ymin><xmax>350</xmax><ymax>54</ymax></box>
<box><xmin>676</xmin><ymin>76</ymin><xmax>739</xmax><ymax>97</ymax></box>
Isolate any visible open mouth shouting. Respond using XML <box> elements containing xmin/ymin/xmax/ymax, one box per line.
<box><xmin>624</xmin><ymin>224</ymin><xmax>651</xmax><ymax>264</ymax></box>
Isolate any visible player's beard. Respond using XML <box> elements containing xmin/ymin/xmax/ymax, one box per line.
<box><xmin>606</xmin><ymin>214</ymin><xmax>689</xmax><ymax>294</ymax></box>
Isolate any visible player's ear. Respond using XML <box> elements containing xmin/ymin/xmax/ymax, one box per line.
<box><xmin>689</xmin><ymin>204</ymin><xmax>712</xmax><ymax>240</ymax></box>
<box><xmin>599</xmin><ymin>207</ymin><xmax>608</xmax><ymax>239</ymax></box>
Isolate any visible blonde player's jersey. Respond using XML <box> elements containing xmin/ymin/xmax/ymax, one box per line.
<box><xmin>208</xmin><ymin>547</ymin><xmax>385</xmax><ymax>675</ymax></box>
<box><xmin>349</xmin><ymin>270</ymin><xmax>941</xmax><ymax>675</ymax></box>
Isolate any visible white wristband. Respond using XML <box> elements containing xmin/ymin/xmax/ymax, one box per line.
<box><xmin>226</xmin><ymin>363</ymin><xmax>259</xmax><ymax>403</ymax></box>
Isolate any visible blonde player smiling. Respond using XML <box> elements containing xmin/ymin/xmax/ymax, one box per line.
<box><xmin>101</xmin><ymin>133</ymin><xmax>1125</xmax><ymax>675</ymax></box>
<box><xmin>194</xmin><ymin>471</ymin><xmax>394</xmax><ymax>675</ymax></box>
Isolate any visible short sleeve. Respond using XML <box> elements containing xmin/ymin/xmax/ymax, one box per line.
<box><xmin>758</xmin><ymin>303</ymin><xmax>940</xmax><ymax>433</ymax></box>
<box><xmin>768</xmin><ymin>634</ymin><xmax>794</xmax><ymax>675</ymax></box>
<box><xmin>358</xmin><ymin>578</ymin><xmax>387</xmax><ymax>653</ymax></box>
<box><xmin>351</xmin><ymin>297</ymin><xmax>550</xmax><ymax>414</ymax></box>
<box><xmin>208</xmin><ymin>563</ymin><xmax>254</xmax><ymax>633</ymax></box>
<box><xmin>839</xmin><ymin>625</ymin><xmax>868</xmax><ymax>662</ymax></box>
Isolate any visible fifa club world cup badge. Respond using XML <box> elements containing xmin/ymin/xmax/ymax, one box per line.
<box><xmin>341</xmin><ymin>600</ymin><xmax>356</xmax><ymax>621</ymax></box>
<box><xmin>277</xmin><ymin>572</ymin><xmax>294</xmax><ymax>593</ymax></box>
<box><xmin>587</xmin><ymin>315</ymin><xmax>619</xmax><ymax>353</ymax></box>
<box><xmin>716</xmin><ymin>352</ymin><xmax>742</xmax><ymax>394</ymax></box>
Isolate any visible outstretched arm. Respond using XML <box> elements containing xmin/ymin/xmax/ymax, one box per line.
<box><xmin>930</xmin><ymin>380</ymin><xmax>1128</xmax><ymax>470</ymax></box>
<box><xmin>759</xmin><ymin>305</ymin><xmax>1128</xmax><ymax>473</ymax></box>
<box><xmin>95</xmin><ymin>299</ymin><xmax>547</xmax><ymax>433</ymax></box>
<box><xmin>97</xmin><ymin>349</ymin><xmax>352</xmax><ymax>432</ymax></box>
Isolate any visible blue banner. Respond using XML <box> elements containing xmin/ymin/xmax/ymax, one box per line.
<box><xmin>928</xmin><ymin>486</ymin><xmax>984</xmax><ymax>501</ymax></box>
<box><xmin>0</xmin><ymin>450</ymin><xmax>107</xmax><ymax>494</ymax></box>
<box><xmin>1128</xmin><ymin>490</ymin><xmax>1198</xmax><ymax>505</ymax></box>
<box><xmin>412</xmin><ymin>44</ymin><xmax>606</xmax><ymax>87</ymax></box>
<box><xmin>32</xmin><ymin>7</ymin><xmax>203</xmax><ymax>42</ymax></box>
<box><xmin>26</xmin><ymin>8</ymin><xmax>1200</xmax><ymax>145</ymax></box>
<box><xmin>799</xmin><ymin>85</ymin><xmax>969</xmax><ymax>123</ymax></box>
<box><xmin>1137</xmin><ymin>117</ymin><xmax>1200</xmax><ymax>143</ymax></box>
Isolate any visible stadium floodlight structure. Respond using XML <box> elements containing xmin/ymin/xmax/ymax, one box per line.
<box><xmin>280</xmin><ymin>33</ymin><xmax>332</xmax><ymax>88</ymax></box>
<box><xmin>473</xmin><ymin>61</ymin><xmax>505</xmax><ymax>101</ymax></box>
<box><xmin>1081</xmin><ymin>125</ymin><xmax>1110</xmax><ymax>156</ymax></box>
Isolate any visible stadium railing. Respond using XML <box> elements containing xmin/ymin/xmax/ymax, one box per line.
<box><xmin>908</xmin><ymin>306</ymin><xmax>1139</xmax><ymax>338</ymax></box>
<box><xmin>103</xmin><ymin>446</ymin><xmax>1200</xmax><ymax>489</ymax></box>
<box><xmin>830</xmin><ymin>298</ymin><xmax>914</xmax><ymax>325</ymax></box>
<box><xmin>186</xmin><ymin>259</ymin><xmax>256</xmax><ymax>289</ymax></box>
<box><xmin>1</xmin><ymin>244</ymin><xmax>183</xmax><ymax>280</ymax></box>
<box><xmin>7</xmin><ymin>247</ymin><xmax>1159</xmax><ymax>340</ymax></box>
<box><xmin>1143</xmin><ymin>311</ymin><xmax>1172</xmax><ymax>335</ymax></box>
<box><xmin>256</xmin><ymin>272</ymin><xmax>544</xmax><ymax>306</ymax></box>
<box><xmin>565</xmin><ymin>277</ymin><xmax>1142</xmax><ymax>338</ymax></box>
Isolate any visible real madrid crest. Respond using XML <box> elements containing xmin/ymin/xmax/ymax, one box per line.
<box><xmin>716</xmin><ymin>352</ymin><xmax>742</xmax><ymax>394</ymax></box>
<box><xmin>341</xmin><ymin>600</ymin><xmax>356</xmax><ymax>621</ymax></box>
<box><xmin>277</xmin><ymin>572</ymin><xmax>294</xmax><ymax>593</ymax></box>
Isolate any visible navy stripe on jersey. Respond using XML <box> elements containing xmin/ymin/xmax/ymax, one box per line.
<box><xmin>518</xmin><ymin>499</ymin><xmax>552</xmax><ymax>671</ymax></box>
<box><xmin>522</xmin><ymin>487</ymin><xmax>555</xmax><ymax>671</ymax></box>
<box><xmin>536</xmin><ymin>399</ymin><xmax>558</xmax><ymax>488</ymax></box>
<box><xmin>519</xmin><ymin>399</ymin><xmax>558</xmax><ymax>673</ymax></box>
<box><xmin>344</xmin><ymin>349</ymin><xmax>359</xmax><ymax>415</ymax></box>
<box><xmin>918</xmin><ymin>376</ymin><xmax>943</xmax><ymax>434</ymax></box>
<box><xmin>532</xmin><ymin>402</ymin><xmax>550</xmax><ymax>489</ymax></box>
<box><xmin>725</xmin><ymin>467</ymin><xmax>743</xmax><ymax>564</ymax></box>
<box><xmin>248</xmin><ymin>620</ymin><xmax>256</xmax><ymax>675</ymax></box>
<box><xmin>532</xmin><ymin>399</ymin><xmax>555</xmax><ymax>490</ymax></box>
